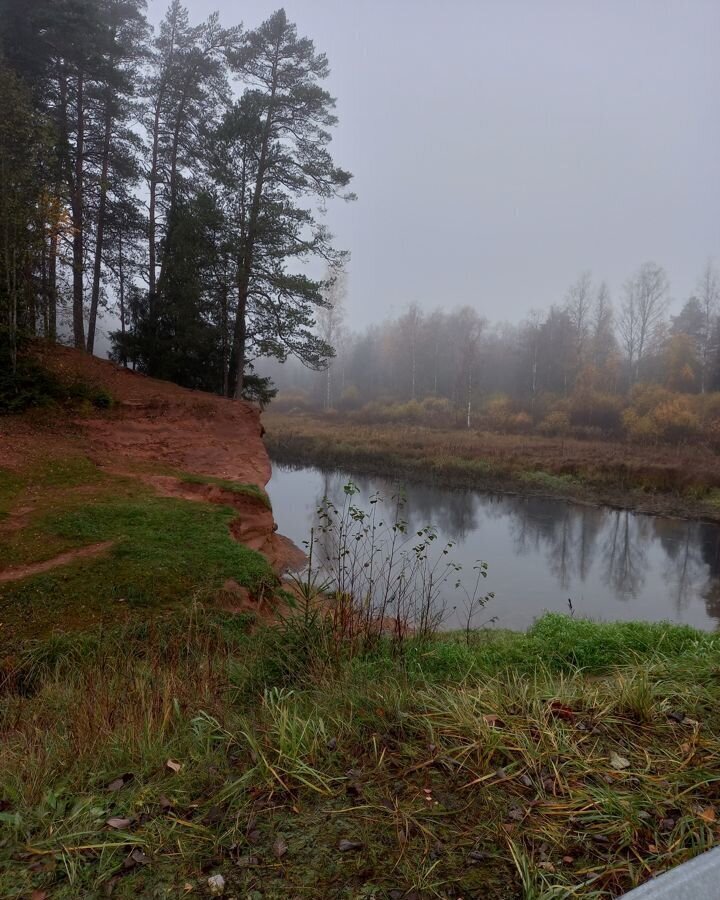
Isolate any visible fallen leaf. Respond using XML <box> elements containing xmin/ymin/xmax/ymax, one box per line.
<box><xmin>648</xmin><ymin>843</ymin><xmax>658</xmax><ymax>853</ymax></box>
<box><xmin>538</xmin><ymin>861</ymin><xmax>556</xmax><ymax>872</ymax></box>
<box><xmin>124</xmin><ymin>847</ymin><xmax>149</xmax><ymax>868</ymax></box>
<box><xmin>548</xmin><ymin>700</ymin><xmax>575</xmax><ymax>722</ymax></box>
<box><xmin>30</xmin><ymin>891</ymin><xmax>48</xmax><ymax>900</ymax></box>
<box><xmin>106</xmin><ymin>817</ymin><xmax>132</xmax><ymax>829</ymax></box>
<box><xmin>28</xmin><ymin>857</ymin><xmax>55</xmax><ymax>874</ymax></box>
<box><xmin>207</xmin><ymin>874</ymin><xmax>225</xmax><ymax>896</ymax></box>
<box><xmin>338</xmin><ymin>839</ymin><xmax>364</xmax><ymax>852</ymax></box>
<box><xmin>183</xmin><ymin>884</ymin><xmax>194</xmax><ymax>894</ymax></box>
<box><xmin>610</xmin><ymin>752</ymin><xmax>631</xmax><ymax>770</ymax></box>
<box><xmin>273</xmin><ymin>835</ymin><xmax>288</xmax><ymax>859</ymax></box>
<box><xmin>166</xmin><ymin>759</ymin><xmax>182</xmax><ymax>774</ymax></box>
<box><xmin>483</xmin><ymin>714</ymin><xmax>505</xmax><ymax>728</ymax></box>
<box><xmin>107</xmin><ymin>772</ymin><xmax>134</xmax><ymax>792</ymax></box>
<box><xmin>203</xmin><ymin>805</ymin><xmax>224</xmax><ymax>826</ymax></box>
<box><xmin>698</xmin><ymin>807</ymin><xmax>717</xmax><ymax>823</ymax></box>
<box><xmin>562</xmin><ymin>855</ymin><xmax>574</xmax><ymax>864</ymax></box>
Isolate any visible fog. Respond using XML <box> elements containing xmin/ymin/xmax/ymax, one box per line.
<box><xmin>152</xmin><ymin>0</ymin><xmax>719</xmax><ymax>328</ymax></box>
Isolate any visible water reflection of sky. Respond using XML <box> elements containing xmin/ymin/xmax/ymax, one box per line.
<box><xmin>267</xmin><ymin>464</ymin><xmax>720</xmax><ymax>632</ymax></box>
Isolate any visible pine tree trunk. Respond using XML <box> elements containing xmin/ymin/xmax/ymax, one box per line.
<box><xmin>48</xmin><ymin>227</ymin><xmax>57</xmax><ymax>341</ymax></box>
<box><xmin>221</xmin><ymin>280</ymin><xmax>229</xmax><ymax>396</ymax></box>
<box><xmin>71</xmin><ymin>72</ymin><xmax>86</xmax><ymax>349</ymax></box>
<box><xmin>118</xmin><ymin>232</ymin><xmax>127</xmax><ymax>367</ymax></box>
<box><xmin>87</xmin><ymin>99</ymin><xmax>113</xmax><ymax>354</ymax></box>
<box><xmin>231</xmin><ymin>279</ymin><xmax>248</xmax><ymax>398</ymax></box>
<box><xmin>231</xmin><ymin>33</ymin><xmax>282</xmax><ymax>399</ymax></box>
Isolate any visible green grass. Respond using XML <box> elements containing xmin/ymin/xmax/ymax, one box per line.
<box><xmin>1</xmin><ymin>611</ymin><xmax>719</xmax><ymax>899</ymax></box>
<box><xmin>179</xmin><ymin>472</ymin><xmax>271</xmax><ymax>507</ymax></box>
<box><xmin>0</xmin><ymin>460</ymin><xmax>274</xmax><ymax>642</ymax></box>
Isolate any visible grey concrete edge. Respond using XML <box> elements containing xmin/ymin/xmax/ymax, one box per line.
<box><xmin>620</xmin><ymin>846</ymin><xmax>720</xmax><ymax>899</ymax></box>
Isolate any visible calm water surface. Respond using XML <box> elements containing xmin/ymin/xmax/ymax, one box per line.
<box><xmin>267</xmin><ymin>463</ymin><xmax>720</xmax><ymax>632</ymax></box>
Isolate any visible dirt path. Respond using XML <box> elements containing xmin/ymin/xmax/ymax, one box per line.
<box><xmin>0</xmin><ymin>541</ymin><xmax>115</xmax><ymax>583</ymax></box>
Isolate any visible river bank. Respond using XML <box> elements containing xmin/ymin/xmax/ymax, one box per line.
<box><xmin>0</xmin><ymin>346</ymin><xmax>300</xmax><ymax>644</ymax></box>
<box><xmin>264</xmin><ymin>412</ymin><xmax>720</xmax><ymax>523</ymax></box>
<box><xmin>2</xmin><ymin>609</ymin><xmax>719</xmax><ymax>898</ymax></box>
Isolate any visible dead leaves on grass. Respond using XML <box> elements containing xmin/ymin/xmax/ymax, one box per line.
<box><xmin>609</xmin><ymin>751</ymin><xmax>631</xmax><ymax>770</ymax></box>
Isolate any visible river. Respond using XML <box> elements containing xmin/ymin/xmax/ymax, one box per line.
<box><xmin>267</xmin><ymin>463</ymin><xmax>720</xmax><ymax>632</ymax></box>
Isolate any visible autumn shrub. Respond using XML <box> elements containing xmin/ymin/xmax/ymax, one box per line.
<box><xmin>420</xmin><ymin>395</ymin><xmax>455</xmax><ymax>426</ymax></box>
<box><xmin>481</xmin><ymin>395</ymin><xmax>535</xmax><ymax>432</ymax></box>
<box><xmin>568</xmin><ymin>390</ymin><xmax>624</xmax><ymax>435</ymax></box>
<box><xmin>353</xmin><ymin>396</ymin><xmax>456</xmax><ymax>427</ymax></box>
<box><xmin>627</xmin><ymin>383</ymin><xmax>675</xmax><ymax>417</ymax></box>
<box><xmin>506</xmin><ymin>411</ymin><xmax>533</xmax><ymax>433</ymax></box>
<box><xmin>623</xmin><ymin>395</ymin><xmax>702</xmax><ymax>444</ymax></box>
<box><xmin>538</xmin><ymin>409</ymin><xmax>571</xmax><ymax>436</ymax></box>
<box><xmin>622</xmin><ymin>409</ymin><xmax>659</xmax><ymax>443</ymax></box>
<box><xmin>651</xmin><ymin>397</ymin><xmax>702</xmax><ymax>443</ymax></box>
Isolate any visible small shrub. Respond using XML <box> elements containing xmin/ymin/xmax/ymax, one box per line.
<box><xmin>538</xmin><ymin>410</ymin><xmax>571</xmax><ymax>436</ymax></box>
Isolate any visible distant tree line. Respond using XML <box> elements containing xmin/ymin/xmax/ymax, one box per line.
<box><xmin>0</xmin><ymin>0</ymin><xmax>352</xmax><ymax>402</ymax></box>
<box><xmin>271</xmin><ymin>261</ymin><xmax>720</xmax><ymax>442</ymax></box>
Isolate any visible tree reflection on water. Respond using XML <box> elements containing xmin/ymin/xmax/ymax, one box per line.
<box><xmin>270</xmin><ymin>464</ymin><xmax>720</xmax><ymax>630</ymax></box>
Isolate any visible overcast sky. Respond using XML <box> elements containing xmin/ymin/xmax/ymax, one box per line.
<box><xmin>148</xmin><ymin>0</ymin><xmax>720</xmax><ymax>329</ymax></box>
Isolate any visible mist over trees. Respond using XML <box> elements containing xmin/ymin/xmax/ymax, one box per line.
<box><xmin>0</xmin><ymin>1</ymin><xmax>352</xmax><ymax>402</ymax></box>
<box><xmin>1</xmin><ymin>0</ymin><xmax>718</xmax><ymax>431</ymax></box>
<box><xmin>270</xmin><ymin>261</ymin><xmax>720</xmax><ymax>443</ymax></box>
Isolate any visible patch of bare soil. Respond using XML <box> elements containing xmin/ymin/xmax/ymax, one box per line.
<box><xmin>0</xmin><ymin>540</ymin><xmax>115</xmax><ymax>583</ymax></box>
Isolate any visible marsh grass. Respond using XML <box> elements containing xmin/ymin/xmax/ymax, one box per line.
<box><xmin>1</xmin><ymin>610</ymin><xmax>719</xmax><ymax>898</ymax></box>
<box><xmin>264</xmin><ymin>412</ymin><xmax>720</xmax><ymax>519</ymax></box>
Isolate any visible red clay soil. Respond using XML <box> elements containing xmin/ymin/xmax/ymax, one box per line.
<box><xmin>37</xmin><ymin>344</ymin><xmax>272</xmax><ymax>486</ymax></box>
<box><xmin>1</xmin><ymin>345</ymin><xmax>304</xmax><ymax>582</ymax></box>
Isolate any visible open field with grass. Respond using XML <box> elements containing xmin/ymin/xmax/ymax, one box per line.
<box><xmin>2</xmin><ymin>611</ymin><xmax>720</xmax><ymax>898</ymax></box>
<box><xmin>264</xmin><ymin>413</ymin><xmax>720</xmax><ymax>522</ymax></box>
<box><xmin>0</xmin><ymin>452</ymin><xmax>275</xmax><ymax>643</ymax></box>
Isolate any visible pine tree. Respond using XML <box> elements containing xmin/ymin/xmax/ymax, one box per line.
<box><xmin>219</xmin><ymin>9</ymin><xmax>354</xmax><ymax>398</ymax></box>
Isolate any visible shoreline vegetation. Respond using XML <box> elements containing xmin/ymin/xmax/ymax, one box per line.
<box><xmin>0</xmin><ymin>365</ymin><xmax>718</xmax><ymax>897</ymax></box>
<box><xmin>2</xmin><ymin>609</ymin><xmax>719</xmax><ymax>898</ymax></box>
<box><xmin>263</xmin><ymin>412</ymin><xmax>720</xmax><ymax>523</ymax></box>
